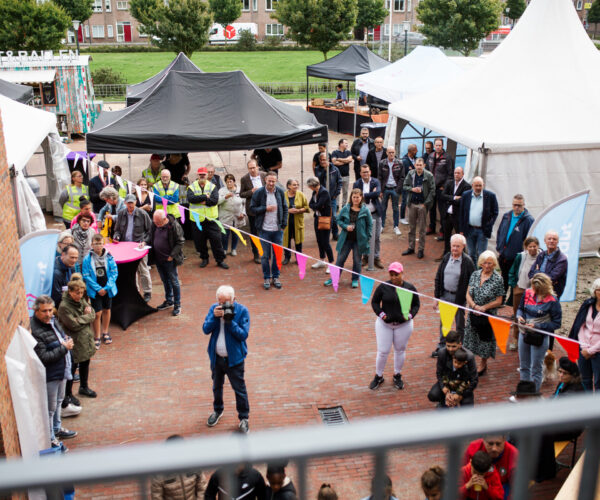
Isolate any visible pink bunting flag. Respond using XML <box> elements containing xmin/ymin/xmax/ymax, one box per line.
<box><xmin>328</xmin><ymin>265</ymin><xmax>341</xmax><ymax>292</ymax></box>
<box><xmin>161</xmin><ymin>197</ymin><xmax>168</xmax><ymax>210</ymax></box>
<box><xmin>177</xmin><ymin>204</ymin><xmax>186</xmax><ymax>223</ymax></box>
<box><xmin>296</xmin><ymin>253</ymin><xmax>307</xmax><ymax>279</ymax></box>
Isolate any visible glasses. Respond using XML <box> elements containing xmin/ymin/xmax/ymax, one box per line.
<box><xmin>512</xmin><ymin>203</ymin><xmax>524</xmax><ymax>207</ymax></box>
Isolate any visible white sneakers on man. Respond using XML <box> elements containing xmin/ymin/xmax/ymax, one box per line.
<box><xmin>394</xmin><ymin>227</ymin><xmax>402</xmax><ymax>236</ymax></box>
<box><xmin>61</xmin><ymin>403</ymin><xmax>82</xmax><ymax>418</ymax></box>
<box><xmin>400</xmin><ymin>218</ymin><xmax>409</xmax><ymax>225</ymax></box>
<box><xmin>311</xmin><ymin>261</ymin><xmax>326</xmax><ymax>269</ymax></box>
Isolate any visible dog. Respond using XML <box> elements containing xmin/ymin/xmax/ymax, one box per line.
<box><xmin>542</xmin><ymin>350</ymin><xmax>558</xmax><ymax>383</ymax></box>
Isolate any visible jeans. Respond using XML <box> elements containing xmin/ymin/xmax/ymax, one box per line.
<box><xmin>314</xmin><ymin>219</ymin><xmax>334</xmax><ymax>262</ymax></box>
<box><xmin>579</xmin><ymin>352</ymin><xmax>600</xmax><ymax>392</ymax></box>
<box><xmin>259</xmin><ymin>229</ymin><xmax>283</xmax><ymax>279</ymax></box>
<box><xmin>155</xmin><ymin>259</ymin><xmax>181</xmax><ymax>306</ymax></box>
<box><xmin>518</xmin><ymin>332</ymin><xmax>550</xmax><ymax>391</ymax></box>
<box><xmin>381</xmin><ymin>187</ymin><xmax>400</xmax><ymax>228</ymax></box>
<box><xmin>400</xmin><ymin>190</ymin><xmax>408</xmax><ymax>220</ymax></box>
<box><xmin>367</xmin><ymin>214</ymin><xmax>381</xmax><ymax>268</ymax></box>
<box><xmin>212</xmin><ymin>356</ymin><xmax>249</xmax><ymax>420</ymax></box>
<box><xmin>249</xmin><ymin>215</ymin><xmax>259</xmax><ymax>258</ymax></box>
<box><xmin>466</xmin><ymin>227</ymin><xmax>488</xmax><ymax>265</ymax></box>
<box><xmin>221</xmin><ymin>228</ymin><xmax>239</xmax><ymax>253</ymax></box>
<box><xmin>47</xmin><ymin>379</ymin><xmax>66</xmax><ymax>440</ymax></box>
<box><xmin>335</xmin><ymin>238</ymin><xmax>361</xmax><ymax>281</ymax></box>
<box><xmin>331</xmin><ymin>197</ymin><xmax>339</xmax><ymax>238</ymax></box>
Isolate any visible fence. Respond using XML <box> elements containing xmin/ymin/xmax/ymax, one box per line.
<box><xmin>0</xmin><ymin>395</ymin><xmax>599</xmax><ymax>499</ymax></box>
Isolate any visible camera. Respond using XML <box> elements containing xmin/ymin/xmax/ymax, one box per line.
<box><xmin>222</xmin><ymin>301</ymin><xmax>234</xmax><ymax>323</ymax></box>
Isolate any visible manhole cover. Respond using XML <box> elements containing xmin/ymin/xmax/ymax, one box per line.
<box><xmin>318</xmin><ymin>406</ymin><xmax>348</xmax><ymax>426</ymax></box>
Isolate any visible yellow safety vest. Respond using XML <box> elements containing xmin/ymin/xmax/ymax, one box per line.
<box><xmin>188</xmin><ymin>181</ymin><xmax>218</xmax><ymax>221</ymax></box>
<box><xmin>154</xmin><ymin>181</ymin><xmax>181</xmax><ymax>218</ymax></box>
<box><xmin>62</xmin><ymin>184</ymin><xmax>89</xmax><ymax>221</ymax></box>
<box><xmin>142</xmin><ymin>168</ymin><xmax>162</xmax><ymax>187</ymax></box>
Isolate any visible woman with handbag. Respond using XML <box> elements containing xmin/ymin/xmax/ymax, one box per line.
<box><xmin>324</xmin><ymin>188</ymin><xmax>372</xmax><ymax>288</ymax></box>
<box><xmin>307</xmin><ymin>177</ymin><xmax>334</xmax><ymax>270</ymax></box>
<box><xmin>283</xmin><ymin>179</ymin><xmax>309</xmax><ymax>265</ymax></box>
<box><xmin>463</xmin><ymin>250</ymin><xmax>505</xmax><ymax>376</ymax></box>
<box><xmin>218</xmin><ymin>174</ymin><xmax>245</xmax><ymax>256</ymax></box>
<box><xmin>517</xmin><ymin>273</ymin><xmax>562</xmax><ymax>391</ymax></box>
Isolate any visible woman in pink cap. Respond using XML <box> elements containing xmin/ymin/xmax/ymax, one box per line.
<box><xmin>370</xmin><ymin>262</ymin><xmax>420</xmax><ymax>390</ymax></box>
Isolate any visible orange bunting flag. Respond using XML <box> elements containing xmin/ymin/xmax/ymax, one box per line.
<box><xmin>489</xmin><ymin>316</ymin><xmax>511</xmax><ymax>354</ymax></box>
<box><xmin>438</xmin><ymin>301</ymin><xmax>458</xmax><ymax>337</ymax></box>
<box><xmin>249</xmin><ymin>235</ymin><xmax>263</xmax><ymax>256</ymax></box>
<box><xmin>272</xmin><ymin>244</ymin><xmax>283</xmax><ymax>270</ymax></box>
<box><xmin>556</xmin><ymin>336</ymin><xmax>580</xmax><ymax>363</ymax></box>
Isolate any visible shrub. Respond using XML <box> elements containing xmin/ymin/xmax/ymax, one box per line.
<box><xmin>92</xmin><ymin>67</ymin><xmax>127</xmax><ymax>84</ymax></box>
<box><xmin>236</xmin><ymin>29</ymin><xmax>257</xmax><ymax>51</ymax></box>
<box><xmin>264</xmin><ymin>35</ymin><xmax>283</xmax><ymax>47</ymax></box>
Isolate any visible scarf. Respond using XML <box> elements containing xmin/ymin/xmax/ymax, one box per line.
<box><xmin>91</xmin><ymin>248</ymin><xmax>107</xmax><ymax>272</ymax></box>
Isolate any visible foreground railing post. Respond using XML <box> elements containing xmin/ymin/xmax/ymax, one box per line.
<box><xmin>443</xmin><ymin>441</ymin><xmax>461</xmax><ymax>500</ymax></box>
<box><xmin>511</xmin><ymin>432</ymin><xmax>540</xmax><ymax>500</ymax></box>
<box><xmin>372</xmin><ymin>450</ymin><xmax>387</xmax><ymax>500</ymax></box>
<box><xmin>578</xmin><ymin>427</ymin><xmax>600</xmax><ymax>500</ymax></box>
<box><xmin>296</xmin><ymin>457</ymin><xmax>307</xmax><ymax>500</ymax></box>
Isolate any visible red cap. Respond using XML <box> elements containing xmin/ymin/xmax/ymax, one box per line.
<box><xmin>150</xmin><ymin>154</ymin><xmax>161</xmax><ymax>160</ymax></box>
<box><xmin>197</xmin><ymin>166</ymin><xmax>208</xmax><ymax>174</ymax></box>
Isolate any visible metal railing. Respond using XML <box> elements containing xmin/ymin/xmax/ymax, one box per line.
<box><xmin>0</xmin><ymin>395</ymin><xmax>598</xmax><ymax>499</ymax></box>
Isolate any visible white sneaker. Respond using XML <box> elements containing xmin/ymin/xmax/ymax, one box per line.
<box><xmin>400</xmin><ymin>218</ymin><xmax>409</xmax><ymax>225</ymax></box>
<box><xmin>61</xmin><ymin>404</ymin><xmax>82</xmax><ymax>418</ymax></box>
<box><xmin>311</xmin><ymin>261</ymin><xmax>326</xmax><ymax>269</ymax></box>
<box><xmin>230</xmin><ymin>249</ymin><xmax>237</xmax><ymax>256</ymax></box>
<box><xmin>394</xmin><ymin>226</ymin><xmax>402</xmax><ymax>236</ymax></box>
<box><xmin>508</xmin><ymin>395</ymin><xmax>518</xmax><ymax>404</ymax></box>
<box><xmin>326</xmin><ymin>267</ymin><xmax>331</xmax><ymax>274</ymax></box>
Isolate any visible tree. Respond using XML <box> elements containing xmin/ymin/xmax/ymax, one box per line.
<box><xmin>209</xmin><ymin>0</ymin><xmax>241</xmax><ymax>45</ymax></box>
<box><xmin>589</xmin><ymin>0</ymin><xmax>600</xmax><ymax>37</ymax></box>
<box><xmin>355</xmin><ymin>0</ymin><xmax>387</xmax><ymax>43</ymax></box>
<box><xmin>0</xmin><ymin>0</ymin><xmax>70</xmax><ymax>51</ymax></box>
<box><xmin>130</xmin><ymin>0</ymin><xmax>212</xmax><ymax>57</ymax></box>
<box><xmin>52</xmin><ymin>0</ymin><xmax>93</xmax><ymax>23</ymax></box>
<box><xmin>416</xmin><ymin>0</ymin><xmax>503</xmax><ymax>56</ymax></box>
<box><xmin>275</xmin><ymin>0</ymin><xmax>358</xmax><ymax>59</ymax></box>
<box><xmin>504</xmin><ymin>0</ymin><xmax>525</xmax><ymax>24</ymax></box>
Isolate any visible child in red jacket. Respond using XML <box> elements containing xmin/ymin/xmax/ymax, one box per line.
<box><xmin>460</xmin><ymin>451</ymin><xmax>504</xmax><ymax>500</ymax></box>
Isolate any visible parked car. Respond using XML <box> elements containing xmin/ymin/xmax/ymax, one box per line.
<box><xmin>394</xmin><ymin>31</ymin><xmax>426</xmax><ymax>44</ymax></box>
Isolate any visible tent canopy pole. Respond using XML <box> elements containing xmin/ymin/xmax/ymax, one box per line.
<box><xmin>306</xmin><ymin>73</ymin><xmax>309</xmax><ymax>108</ymax></box>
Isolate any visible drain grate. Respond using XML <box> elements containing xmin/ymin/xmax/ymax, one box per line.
<box><xmin>318</xmin><ymin>406</ymin><xmax>348</xmax><ymax>426</ymax></box>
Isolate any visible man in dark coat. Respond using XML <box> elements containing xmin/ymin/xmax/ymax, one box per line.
<box><xmin>240</xmin><ymin>160</ymin><xmax>266</xmax><ymax>264</ymax></box>
<box><xmin>426</xmin><ymin>138</ymin><xmax>454</xmax><ymax>237</ymax></box>
<box><xmin>529</xmin><ymin>230</ymin><xmax>568</xmax><ymax>299</ymax></box>
<box><xmin>439</xmin><ymin>166</ymin><xmax>471</xmax><ymax>259</ymax></box>
<box><xmin>52</xmin><ymin>245</ymin><xmax>79</xmax><ymax>308</ymax></box>
<box><xmin>351</xmin><ymin>127</ymin><xmax>374</xmax><ymax>180</ymax></box>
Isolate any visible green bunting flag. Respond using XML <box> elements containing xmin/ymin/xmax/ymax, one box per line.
<box><xmin>396</xmin><ymin>288</ymin><xmax>413</xmax><ymax>320</ymax></box>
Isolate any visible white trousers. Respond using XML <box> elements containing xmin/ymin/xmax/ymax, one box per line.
<box><xmin>375</xmin><ymin>317</ymin><xmax>414</xmax><ymax>376</ymax></box>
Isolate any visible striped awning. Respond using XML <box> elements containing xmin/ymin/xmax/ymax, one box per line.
<box><xmin>0</xmin><ymin>69</ymin><xmax>56</xmax><ymax>84</ymax></box>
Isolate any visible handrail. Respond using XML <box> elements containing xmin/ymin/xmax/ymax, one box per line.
<box><xmin>1</xmin><ymin>395</ymin><xmax>599</xmax><ymax>499</ymax></box>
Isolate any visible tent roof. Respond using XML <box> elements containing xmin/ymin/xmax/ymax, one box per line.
<box><xmin>125</xmin><ymin>52</ymin><xmax>202</xmax><ymax>106</ymax></box>
<box><xmin>388</xmin><ymin>0</ymin><xmax>600</xmax><ymax>153</ymax></box>
<box><xmin>0</xmin><ymin>95</ymin><xmax>57</xmax><ymax>171</ymax></box>
<box><xmin>306</xmin><ymin>45</ymin><xmax>390</xmax><ymax>81</ymax></box>
<box><xmin>0</xmin><ymin>78</ymin><xmax>34</xmax><ymax>103</ymax></box>
<box><xmin>356</xmin><ymin>46</ymin><xmax>464</xmax><ymax>103</ymax></box>
<box><xmin>87</xmin><ymin>70</ymin><xmax>328</xmax><ymax>153</ymax></box>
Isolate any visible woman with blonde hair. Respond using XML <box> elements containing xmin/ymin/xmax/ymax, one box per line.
<box><xmin>517</xmin><ymin>272</ymin><xmax>562</xmax><ymax>391</ymax></box>
<box><xmin>282</xmin><ymin>178</ymin><xmax>309</xmax><ymax>265</ymax></box>
<box><xmin>463</xmin><ymin>250</ymin><xmax>505</xmax><ymax>376</ymax></box>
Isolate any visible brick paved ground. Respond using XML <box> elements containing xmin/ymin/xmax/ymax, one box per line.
<box><xmin>54</xmin><ymin>133</ymin><xmax>583</xmax><ymax>499</ymax></box>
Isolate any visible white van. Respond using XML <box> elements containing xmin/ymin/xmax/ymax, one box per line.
<box><xmin>208</xmin><ymin>23</ymin><xmax>258</xmax><ymax>44</ymax></box>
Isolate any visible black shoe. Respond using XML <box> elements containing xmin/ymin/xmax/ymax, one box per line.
<box><xmin>402</xmin><ymin>249</ymin><xmax>415</xmax><ymax>256</ymax></box>
<box><xmin>172</xmin><ymin>306</ymin><xmax>181</xmax><ymax>316</ymax></box>
<box><xmin>56</xmin><ymin>427</ymin><xmax>77</xmax><ymax>439</ymax></box>
<box><xmin>393</xmin><ymin>373</ymin><xmax>404</xmax><ymax>390</ymax></box>
<box><xmin>434</xmin><ymin>255</ymin><xmax>444</xmax><ymax>262</ymax></box>
<box><xmin>417</xmin><ymin>250</ymin><xmax>424</xmax><ymax>259</ymax></box>
<box><xmin>431</xmin><ymin>349</ymin><xmax>439</xmax><ymax>358</ymax></box>
<box><xmin>216</xmin><ymin>261</ymin><xmax>229</xmax><ymax>269</ymax></box>
<box><xmin>369</xmin><ymin>374</ymin><xmax>384</xmax><ymax>390</ymax></box>
<box><xmin>238</xmin><ymin>418</ymin><xmax>249</xmax><ymax>434</ymax></box>
<box><xmin>157</xmin><ymin>300</ymin><xmax>174</xmax><ymax>311</ymax></box>
<box><xmin>78</xmin><ymin>387</ymin><xmax>97</xmax><ymax>398</ymax></box>
<box><xmin>199</xmin><ymin>259</ymin><xmax>209</xmax><ymax>268</ymax></box>
<box><xmin>435</xmin><ymin>236</ymin><xmax>444</xmax><ymax>241</ymax></box>
<box><xmin>478</xmin><ymin>367</ymin><xmax>488</xmax><ymax>377</ymax></box>
<box><xmin>282</xmin><ymin>257</ymin><xmax>290</xmax><ymax>265</ymax></box>
<box><xmin>143</xmin><ymin>293</ymin><xmax>152</xmax><ymax>302</ymax></box>
<box><xmin>62</xmin><ymin>394</ymin><xmax>80</xmax><ymax>408</ymax></box>
<box><xmin>332</xmin><ymin>234</ymin><xmax>338</xmax><ymax>241</ymax></box>
<box><xmin>207</xmin><ymin>411</ymin><xmax>223</xmax><ymax>427</ymax></box>
<box><xmin>253</xmin><ymin>256</ymin><xmax>261</xmax><ymax>264</ymax></box>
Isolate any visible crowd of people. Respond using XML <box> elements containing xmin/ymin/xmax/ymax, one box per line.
<box><xmin>31</xmin><ymin>134</ymin><xmax>598</xmax><ymax>496</ymax></box>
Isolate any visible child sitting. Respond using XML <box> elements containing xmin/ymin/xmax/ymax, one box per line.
<box><xmin>459</xmin><ymin>451</ymin><xmax>503</xmax><ymax>500</ymax></box>
<box><xmin>442</xmin><ymin>348</ymin><xmax>475</xmax><ymax>408</ymax></box>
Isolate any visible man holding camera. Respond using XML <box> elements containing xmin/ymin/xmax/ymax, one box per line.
<box><xmin>202</xmin><ymin>285</ymin><xmax>251</xmax><ymax>434</ymax></box>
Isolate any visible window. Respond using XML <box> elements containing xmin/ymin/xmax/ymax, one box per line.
<box><xmin>242</xmin><ymin>0</ymin><xmax>249</xmax><ymax>10</ymax></box>
<box><xmin>138</xmin><ymin>26</ymin><xmax>148</xmax><ymax>37</ymax></box>
<box><xmin>576</xmin><ymin>0</ymin><xmax>583</xmax><ymax>9</ymax></box>
<box><xmin>394</xmin><ymin>0</ymin><xmax>404</xmax><ymax>11</ymax></box>
<box><xmin>393</xmin><ymin>23</ymin><xmax>402</xmax><ymax>35</ymax></box>
<box><xmin>407</xmin><ymin>0</ymin><xmax>411</xmax><ymax>11</ymax></box>
<box><xmin>117</xmin><ymin>0</ymin><xmax>128</xmax><ymax>9</ymax></box>
<box><xmin>84</xmin><ymin>25</ymin><xmax>90</xmax><ymax>38</ymax></box>
<box><xmin>105</xmin><ymin>0</ymin><xmax>111</xmax><ymax>11</ymax></box>
<box><xmin>116</xmin><ymin>21</ymin><xmax>131</xmax><ymax>41</ymax></box>
<box><xmin>252</xmin><ymin>0</ymin><xmax>257</xmax><ymax>10</ymax></box>
<box><xmin>265</xmin><ymin>0</ymin><xmax>276</xmax><ymax>11</ymax></box>
<box><xmin>92</xmin><ymin>0</ymin><xmax>102</xmax><ymax>11</ymax></box>
<box><xmin>107</xmin><ymin>24</ymin><xmax>114</xmax><ymax>37</ymax></box>
<box><xmin>92</xmin><ymin>25</ymin><xmax>105</xmax><ymax>37</ymax></box>
<box><xmin>265</xmin><ymin>23</ymin><xmax>284</xmax><ymax>35</ymax></box>
<box><xmin>383</xmin><ymin>24</ymin><xmax>389</xmax><ymax>36</ymax></box>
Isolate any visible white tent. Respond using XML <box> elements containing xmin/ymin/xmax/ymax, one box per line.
<box><xmin>356</xmin><ymin>46</ymin><xmax>465</xmax><ymax>103</ymax></box>
<box><xmin>388</xmin><ymin>0</ymin><xmax>600</xmax><ymax>254</ymax></box>
<box><xmin>0</xmin><ymin>95</ymin><xmax>70</xmax><ymax>235</ymax></box>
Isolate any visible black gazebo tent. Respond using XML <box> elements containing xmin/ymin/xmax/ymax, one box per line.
<box><xmin>87</xmin><ymin>70</ymin><xmax>328</xmax><ymax>154</ymax></box>
<box><xmin>0</xmin><ymin>78</ymin><xmax>34</xmax><ymax>104</ymax></box>
<box><xmin>125</xmin><ymin>52</ymin><xmax>202</xmax><ymax>107</ymax></box>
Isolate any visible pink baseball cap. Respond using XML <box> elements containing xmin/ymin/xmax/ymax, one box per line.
<box><xmin>388</xmin><ymin>262</ymin><xmax>404</xmax><ymax>273</ymax></box>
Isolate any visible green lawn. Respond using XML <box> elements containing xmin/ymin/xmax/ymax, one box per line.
<box><xmin>89</xmin><ymin>51</ymin><xmax>341</xmax><ymax>84</ymax></box>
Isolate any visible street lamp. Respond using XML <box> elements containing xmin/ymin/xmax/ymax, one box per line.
<box><xmin>72</xmin><ymin>20</ymin><xmax>81</xmax><ymax>54</ymax></box>
<box><xmin>387</xmin><ymin>0</ymin><xmax>393</xmax><ymax>62</ymax></box>
<box><xmin>403</xmin><ymin>21</ymin><xmax>411</xmax><ymax>57</ymax></box>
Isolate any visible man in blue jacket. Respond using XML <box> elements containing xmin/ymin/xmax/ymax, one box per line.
<box><xmin>496</xmin><ymin>194</ymin><xmax>535</xmax><ymax>294</ymax></box>
<box><xmin>203</xmin><ymin>285</ymin><xmax>251</xmax><ymax>434</ymax></box>
<box><xmin>458</xmin><ymin>177</ymin><xmax>499</xmax><ymax>265</ymax></box>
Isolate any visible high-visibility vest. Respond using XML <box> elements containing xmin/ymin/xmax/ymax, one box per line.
<box><xmin>62</xmin><ymin>184</ymin><xmax>89</xmax><ymax>221</ymax></box>
<box><xmin>142</xmin><ymin>168</ymin><xmax>161</xmax><ymax>187</ymax></box>
<box><xmin>154</xmin><ymin>181</ymin><xmax>180</xmax><ymax>218</ymax></box>
<box><xmin>188</xmin><ymin>181</ymin><xmax>218</xmax><ymax>221</ymax></box>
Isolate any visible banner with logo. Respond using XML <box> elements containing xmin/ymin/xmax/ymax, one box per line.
<box><xmin>19</xmin><ymin>230</ymin><xmax>60</xmax><ymax>316</ymax></box>
<box><xmin>528</xmin><ymin>190</ymin><xmax>589</xmax><ymax>302</ymax></box>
